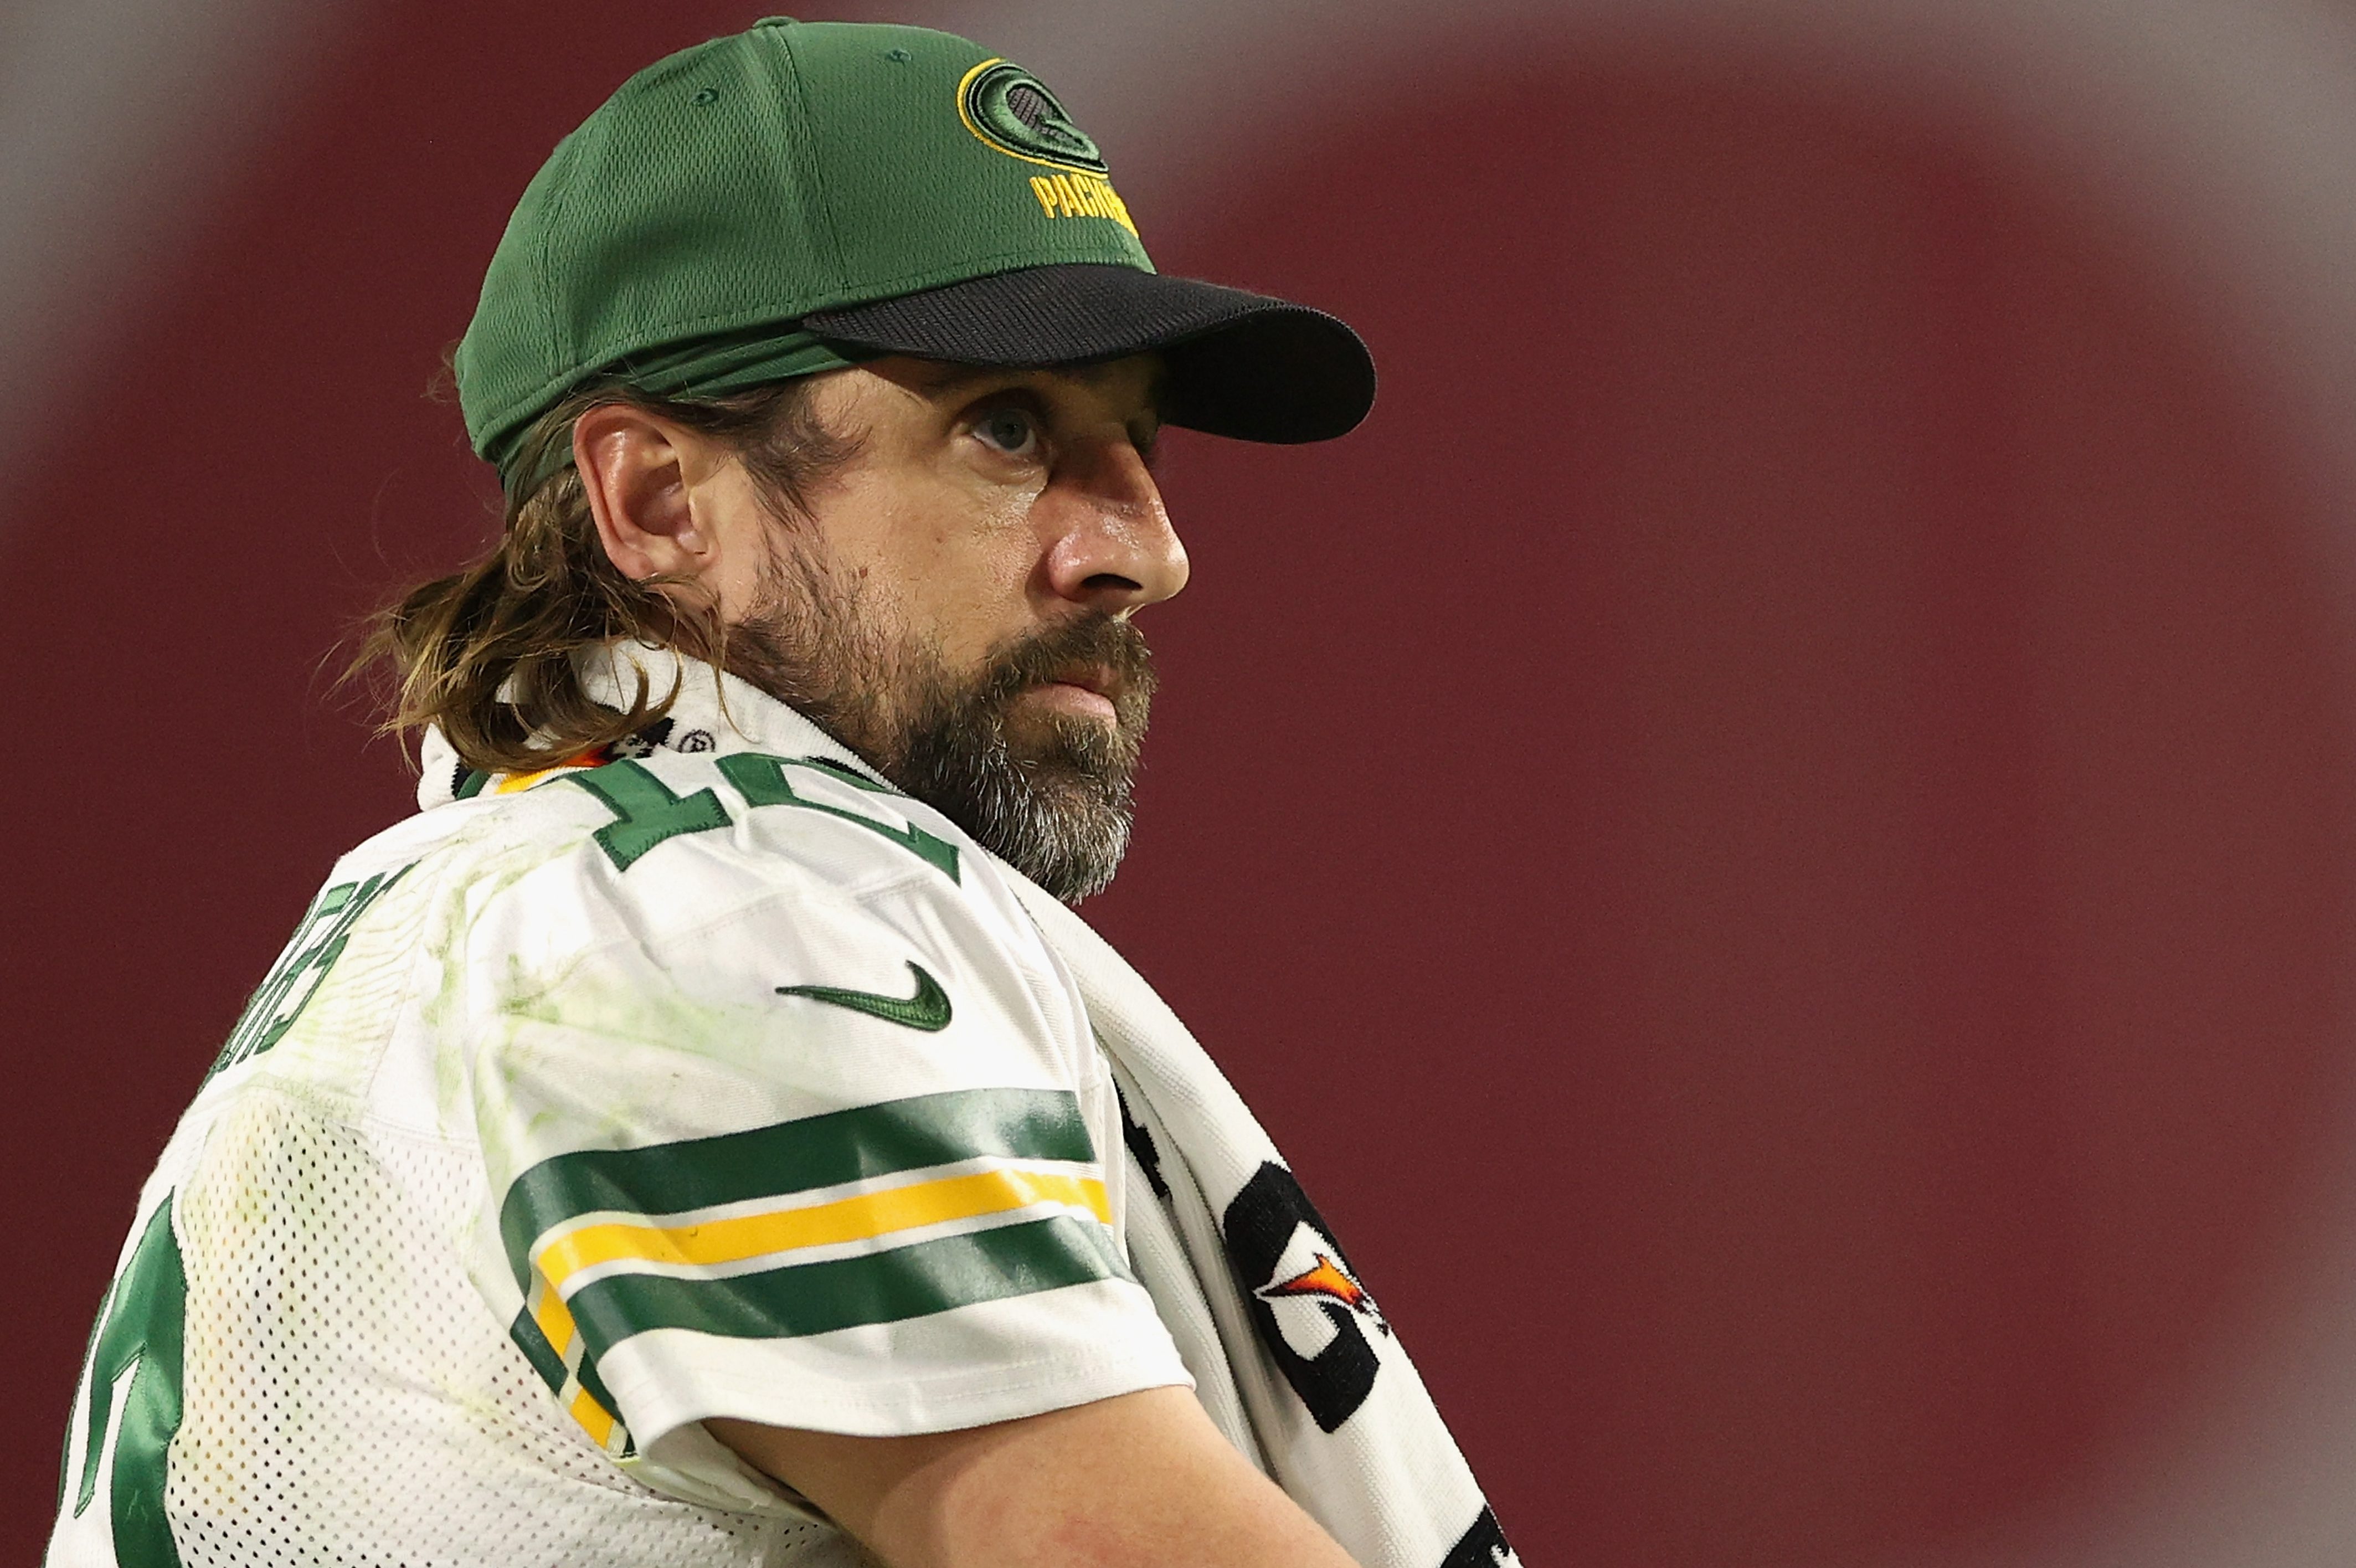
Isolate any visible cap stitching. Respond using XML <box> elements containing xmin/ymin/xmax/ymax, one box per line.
<box><xmin>531</xmin><ymin>131</ymin><xmax>586</xmax><ymax>372</ymax></box>
<box><xmin>765</xmin><ymin>27</ymin><xmax>852</xmax><ymax>299</ymax></box>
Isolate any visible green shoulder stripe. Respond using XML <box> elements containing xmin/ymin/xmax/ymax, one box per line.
<box><xmin>499</xmin><ymin>1086</ymin><xmax>1096</xmax><ymax>1290</ymax></box>
<box><xmin>507</xmin><ymin>1306</ymin><xmax>568</xmax><ymax>1395</ymax></box>
<box><xmin>565</xmin><ymin>1212</ymin><xmax>1127</xmax><ymax>1353</ymax></box>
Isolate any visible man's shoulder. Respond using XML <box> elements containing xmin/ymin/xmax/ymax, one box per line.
<box><xmin>412</xmin><ymin>746</ymin><xmax>1028</xmax><ymax>960</ymax></box>
<box><xmin>426</xmin><ymin>750</ymin><xmax>1095</xmax><ymax>1156</ymax></box>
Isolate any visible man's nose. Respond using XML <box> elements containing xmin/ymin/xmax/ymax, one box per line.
<box><xmin>1038</xmin><ymin>438</ymin><xmax>1190</xmax><ymax>614</ymax></box>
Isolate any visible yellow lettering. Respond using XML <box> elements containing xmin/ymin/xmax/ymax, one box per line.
<box><xmin>1024</xmin><ymin>171</ymin><xmax>1139</xmax><ymax>234</ymax></box>
<box><xmin>1100</xmin><ymin>181</ymin><xmax>1139</xmax><ymax>237</ymax></box>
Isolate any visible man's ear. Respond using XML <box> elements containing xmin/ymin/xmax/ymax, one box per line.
<box><xmin>574</xmin><ymin>403</ymin><xmax>712</xmax><ymax>584</ymax></box>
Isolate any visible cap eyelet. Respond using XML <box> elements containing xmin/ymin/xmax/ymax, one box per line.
<box><xmin>886</xmin><ymin>48</ymin><xmax>912</xmax><ymax>63</ymax></box>
<box><xmin>690</xmin><ymin>86</ymin><xmax>721</xmax><ymax>106</ymax></box>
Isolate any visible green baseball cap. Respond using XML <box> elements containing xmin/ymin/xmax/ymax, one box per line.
<box><xmin>455</xmin><ymin>17</ymin><xmax>1375</xmax><ymax>492</ymax></box>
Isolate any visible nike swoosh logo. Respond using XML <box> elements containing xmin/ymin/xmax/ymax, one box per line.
<box><xmin>775</xmin><ymin>962</ymin><xmax>951</xmax><ymax>1032</ymax></box>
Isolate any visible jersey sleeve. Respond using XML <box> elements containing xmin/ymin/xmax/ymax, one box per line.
<box><xmin>449</xmin><ymin>780</ymin><xmax>1190</xmax><ymax>1512</ymax></box>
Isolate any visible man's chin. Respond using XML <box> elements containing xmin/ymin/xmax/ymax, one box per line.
<box><xmin>754</xmin><ymin>609</ymin><xmax>1155</xmax><ymax>899</ymax></box>
<box><xmin>892</xmin><ymin>722</ymin><xmax>1140</xmax><ymax>901</ymax></box>
<box><xmin>990</xmin><ymin>795</ymin><xmax>1137</xmax><ymax>902</ymax></box>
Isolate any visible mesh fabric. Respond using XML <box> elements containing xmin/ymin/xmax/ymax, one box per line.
<box><xmin>161</xmin><ymin>1091</ymin><xmax>839</xmax><ymax>1567</ymax></box>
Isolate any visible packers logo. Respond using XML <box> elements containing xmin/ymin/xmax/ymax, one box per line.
<box><xmin>958</xmin><ymin>58</ymin><xmax>1108</xmax><ymax>174</ymax></box>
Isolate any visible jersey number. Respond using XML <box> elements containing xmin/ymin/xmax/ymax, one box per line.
<box><xmin>567</xmin><ymin>755</ymin><xmax>960</xmax><ymax>881</ymax></box>
<box><xmin>58</xmin><ymin>1196</ymin><xmax>187</xmax><ymax>1567</ymax></box>
<box><xmin>207</xmin><ymin>865</ymin><xmax>411</xmax><ymax>1082</ymax></box>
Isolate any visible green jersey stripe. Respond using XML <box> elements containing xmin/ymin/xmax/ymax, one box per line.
<box><xmin>507</xmin><ymin>1307</ymin><xmax>568</xmax><ymax>1395</ymax></box>
<box><xmin>575</xmin><ymin>1348</ymin><xmax>629</xmax><ymax>1421</ymax></box>
<box><xmin>565</xmin><ymin>1212</ymin><xmax>1127</xmax><ymax>1353</ymax></box>
<box><xmin>500</xmin><ymin>1087</ymin><xmax>1098</xmax><ymax>1290</ymax></box>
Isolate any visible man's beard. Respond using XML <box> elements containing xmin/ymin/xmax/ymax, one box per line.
<box><xmin>722</xmin><ymin>538</ymin><xmax>1156</xmax><ymax>902</ymax></box>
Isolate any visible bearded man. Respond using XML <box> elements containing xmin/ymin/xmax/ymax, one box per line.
<box><xmin>47</xmin><ymin>20</ymin><xmax>1516</xmax><ymax>1568</ymax></box>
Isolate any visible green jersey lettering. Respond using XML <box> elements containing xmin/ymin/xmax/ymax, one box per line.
<box><xmin>565</xmin><ymin>760</ymin><xmax>734</xmax><ymax>872</ymax></box>
<box><xmin>65</xmin><ymin>1196</ymin><xmax>187</xmax><ymax>1567</ymax></box>
<box><xmin>717</xmin><ymin>753</ymin><xmax>961</xmax><ymax>882</ymax></box>
<box><xmin>209</xmin><ymin>864</ymin><xmax>413</xmax><ymax>1081</ymax></box>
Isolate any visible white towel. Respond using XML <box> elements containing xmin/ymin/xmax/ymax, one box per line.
<box><xmin>1006</xmin><ymin>876</ymin><xmax>1523</xmax><ymax>1568</ymax></box>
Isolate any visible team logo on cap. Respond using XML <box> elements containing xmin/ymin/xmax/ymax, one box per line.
<box><xmin>958</xmin><ymin>59</ymin><xmax>1139</xmax><ymax>238</ymax></box>
<box><xmin>958</xmin><ymin>59</ymin><xmax>1107</xmax><ymax>173</ymax></box>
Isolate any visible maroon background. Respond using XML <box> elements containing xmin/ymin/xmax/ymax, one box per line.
<box><xmin>12</xmin><ymin>7</ymin><xmax>2356</xmax><ymax>1566</ymax></box>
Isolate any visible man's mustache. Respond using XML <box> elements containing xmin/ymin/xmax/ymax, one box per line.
<box><xmin>975</xmin><ymin>615</ymin><xmax>1157</xmax><ymax>723</ymax></box>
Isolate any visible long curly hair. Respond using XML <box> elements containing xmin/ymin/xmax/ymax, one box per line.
<box><xmin>352</xmin><ymin>377</ymin><xmax>859</xmax><ymax>774</ymax></box>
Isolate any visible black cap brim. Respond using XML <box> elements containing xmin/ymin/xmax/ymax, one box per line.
<box><xmin>800</xmin><ymin>263</ymin><xmax>1375</xmax><ymax>444</ymax></box>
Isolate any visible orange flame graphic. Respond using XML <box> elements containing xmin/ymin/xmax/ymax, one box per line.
<box><xmin>1259</xmin><ymin>1252</ymin><xmax>1374</xmax><ymax>1315</ymax></box>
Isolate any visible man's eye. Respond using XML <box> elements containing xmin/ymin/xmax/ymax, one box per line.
<box><xmin>974</xmin><ymin>407</ymin><xmax>1039</xmax><ymax>455</ymax></box>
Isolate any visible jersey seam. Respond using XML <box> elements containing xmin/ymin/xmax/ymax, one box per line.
<box><xmin>354</xmin><ymin>850</ymin><xmax>469</xmax><ymax>1126</ymax></box>
<box><xmin>465</xmin><ymin>851</ymin><xmax>984</xmax><ymax>990</ymax></box>
<box><xmin>353</xmin><ymin>1108</ymin><xmax>475</xmax><ymax>1157</ymax></box>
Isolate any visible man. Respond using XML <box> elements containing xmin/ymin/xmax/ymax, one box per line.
<box><xmin>47</xmin><ymin>19</ymin><xmax>1517</xmax><ymax>1568</ymax></box>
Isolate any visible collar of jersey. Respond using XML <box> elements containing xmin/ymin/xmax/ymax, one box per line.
<box><xmin>414</xmin><ymin>641</ymin><xmax>888</xmax><ymax>811</ymax></box>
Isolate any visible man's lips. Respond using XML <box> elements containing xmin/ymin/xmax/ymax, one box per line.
<box><xmin>1025</xmin><ymin>666</ymin><xmax>1120</xmax><ymax>721</ymax></box>
<box><xmin>1054</xmin><ymin>664</ymin><xmax>1118</xmax><ymax>699</ymax></box>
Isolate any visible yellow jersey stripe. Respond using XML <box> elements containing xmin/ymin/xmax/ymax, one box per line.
<box><xmin>532</xmin><ymin>1280</ymin><xmax>579</xmax><ymax>1361</ymax></box>
<box><xmin>568</xmin><ymin>1386</ymin><xmax>618</xmax><ymax>1449</ymax></box>
<box><xmin>536</xmin><ymin>1166</ymin><xmax>1110</xmax><ymax>1293</ymax></box>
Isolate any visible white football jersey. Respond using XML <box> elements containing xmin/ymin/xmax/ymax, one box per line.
<box><xmin>47</xmin><ymin>652</ymin><xmax>1192</xmax><ymax>1567</ymax></box>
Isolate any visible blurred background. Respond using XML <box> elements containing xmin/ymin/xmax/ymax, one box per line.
<box><xmin>22</xmin><ymin>0</ymin><xmax>2356</xmax><ymax>1562</ymax></box>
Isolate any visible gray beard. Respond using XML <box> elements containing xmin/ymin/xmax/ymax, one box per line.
<box><xmin>721</xmin><ymin>539</ymin><xmax>1155</xmax><ymax>902</ymax></box>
